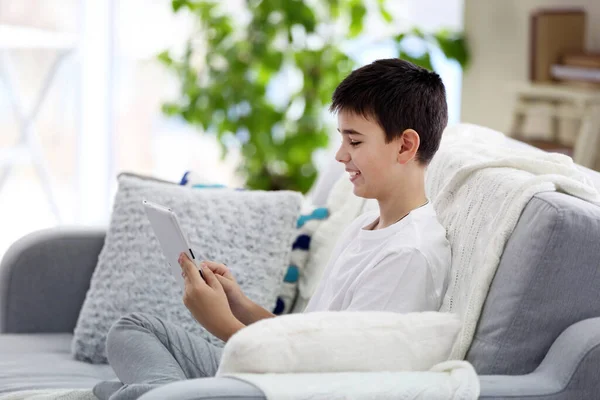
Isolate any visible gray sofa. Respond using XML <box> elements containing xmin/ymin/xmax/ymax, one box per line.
<box><xmin>2</xmin><ymin>172</ymin><xmax>600</xmax><ymax>399</ymax></box>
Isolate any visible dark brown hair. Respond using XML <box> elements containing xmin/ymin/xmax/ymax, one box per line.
<box><xmin>330</xmin><ymin>58</ymin><xmax>448</xmax><ymax>165</ymax></box>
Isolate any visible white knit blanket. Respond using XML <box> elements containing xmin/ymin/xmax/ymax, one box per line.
<box><xmin>229</xmin><ymin>361</ymin><xmax>479</xmax><ymax>400</ymax></box>
<box><xmin>428</xmin><ymin>123</ymin><xmax>600</xmax><ymax>360</ymax></box>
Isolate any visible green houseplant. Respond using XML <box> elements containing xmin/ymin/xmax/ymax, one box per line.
<box><xmin>159</xmin><ymin>0</ymin><xmax>469</xmax><ymax>192</ymax></box>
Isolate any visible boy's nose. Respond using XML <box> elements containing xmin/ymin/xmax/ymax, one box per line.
<box><xmin>335</xmin><ymin>145</ymin><xmax>350</xmax><ymax>164</ymax></box>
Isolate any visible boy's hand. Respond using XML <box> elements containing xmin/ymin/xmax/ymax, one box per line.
<box><xmin>201</xmin><ymin>261</ymin><xmax>250</xmax><ymax>319</ymax></box>
<box><xmin>202</xmin><ymin>261</ymin><xmax>276</xmax><ymax>326</ymax></box>
<box><xmin>178</xmin><ymin>253</ymin><xmax>245</xmax><ymax>342</ymax></box>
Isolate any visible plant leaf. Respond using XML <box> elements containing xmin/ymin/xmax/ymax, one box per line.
<box><xmin>432</xmin><ymin>30</ymin><xmax>470</xmax><ymax>68</ymax></box>
<box><xmin>410</xmin><ymin>26</ymin><xmax>426</xmax><ymax>38</ymax></box>
<box><xmin>172</xmin><ymin>0</ymin><xmax>189</xmax><ymax>12</ymax></box>
<box><xmin>349</xmin><ymin>2</ymin><xmax>367</xmax><ymax>37</ymax></box>
<box><xmin>377</xmin><ymin>0</ymin><xmax>393</xmax><ymax>23</ymax></box>
<box><xmin>398</xmin><ymin>50</ymin><xmax>434</xmax><ymax>71</ymax></box>
<box><xmin>156</xmin><ymin>50</ymin><xmax>173</xmax><ymax>66</ymax></box>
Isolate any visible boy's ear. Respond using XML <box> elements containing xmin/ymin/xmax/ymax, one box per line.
<box><xmin>397</xmin><ymin>129</ymin><xmax>420</xmax><ymax>164</ymax></box>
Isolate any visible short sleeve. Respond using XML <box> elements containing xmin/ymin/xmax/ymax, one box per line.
<box><xmin>347</xmin><ymin>249</ymin><xmax>437</xmax><ymax>313</ymax></box>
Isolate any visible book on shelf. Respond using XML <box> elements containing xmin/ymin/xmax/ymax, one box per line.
<box><xmin>562</xmin><ymin>53</ymin><xmax>600</xmax><ymax>69</ymax></box>
<box><xmin>551</xmin><ymin>65</ymin><xmax>600</xmax><ymax>85</ymax></box>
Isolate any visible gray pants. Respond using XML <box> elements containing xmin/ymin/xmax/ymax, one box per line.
<box><xmin>93</xmin><ymin>312</ymin><xmax>223</xmax><ymax>400</ymax></box>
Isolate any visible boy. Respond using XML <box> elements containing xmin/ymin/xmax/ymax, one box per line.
<box><xmin>94</xmin><ymin>58</ymin><xmax>451</xmax><ymax>400</ymax></box>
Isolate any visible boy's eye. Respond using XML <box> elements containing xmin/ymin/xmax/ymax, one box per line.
<box><xmin>349</xmin><ymin>140</ymin><xmax>361</xmax><ymax>147</ymax></box>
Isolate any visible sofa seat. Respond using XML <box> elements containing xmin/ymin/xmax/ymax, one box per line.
<box><xmin>0</xmin><ymin>333</ymin><xmax>115</xmax><ymax>394</ymax></box>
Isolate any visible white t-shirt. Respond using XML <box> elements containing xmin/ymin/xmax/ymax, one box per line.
<box><xmin>304</xmin><ymin>202</ymin><xmax>451</xmax><ymax>313</ymax></box>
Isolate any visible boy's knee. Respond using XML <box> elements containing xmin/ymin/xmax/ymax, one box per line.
<box><xmin>106</xmin><ymin>312</ymin><xmax>157</xmax><ymax>353</ymax></box>
<box><xmin>114</xmin><ymin>312</ymin><xmax>155</xmax><ymax>329</ymax></box>
<box><xmin>106</xmin><ymin>312</ymin><xmax>164</xmax><ymax>365</ymax></box>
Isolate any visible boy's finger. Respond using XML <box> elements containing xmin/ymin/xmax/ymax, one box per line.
<box><xmin>199</xmin><ymin>263</ymin><xmax>221</xmax><ymax>290</ymax></box>
<box><xmin>179</xmin><ymin>253</ymin><xmax>203</xmax><ymax>286</ymax></box>
<box><xmin>214</xmin><ymin>274</ymin><xmax>232</xmax><ymax>287</ymax></box>
<box><xmin>202</xmin><ymin>260</ymin><xmax>233</xmax><ymax>279</ymax></box>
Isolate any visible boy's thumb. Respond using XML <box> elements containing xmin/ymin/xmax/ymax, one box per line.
<box><xmin>200</xmin><ymin>264</ymin><xmax>219</xmax><ymax>289</ymax></box>
<box><xmin>215</xmin><ymin>274</ymin><xmax>231</xmax><ymax>288</ymax></box>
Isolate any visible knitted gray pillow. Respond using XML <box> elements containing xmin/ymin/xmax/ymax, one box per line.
<box><xmin>72</xmin><ymin>175</ymin><xmax>302</xmax><ymax>364</ymax></box>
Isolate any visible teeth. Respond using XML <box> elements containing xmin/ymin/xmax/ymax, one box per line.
<box><xmin>349</xmin><ymin>171</ymin><xmax>360</xmax><ymax>177</ymax></box>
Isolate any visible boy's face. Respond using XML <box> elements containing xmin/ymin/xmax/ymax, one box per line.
<box><xmin>335</xmin><ymin>110</ymin><xmax>402</xmax><ymax>199</ymax></box>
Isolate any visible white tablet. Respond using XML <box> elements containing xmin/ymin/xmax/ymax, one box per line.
<box><xmin>143</xmin><ymin>199</ymin><xmax>205</xmax><ymax>287</ymax></box>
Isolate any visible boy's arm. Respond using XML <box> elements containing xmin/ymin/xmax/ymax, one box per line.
<box><xmin>232</xmin><ymin>295</ymin><xmax>276</xmax><ymax>326</ymax></box>
<box><xmin>179</xmin><ymin>254</ymin><xmax>246</xmax><ymax>342</ymax></box>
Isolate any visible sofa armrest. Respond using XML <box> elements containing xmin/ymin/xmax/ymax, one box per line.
<box><xmin>479</xmin><ymin>317</ymin><xmax>600</xmax><ymax>399</ymax></box>
<box><xmin>0</xmin><ymin>227</ymin><xmax>106</xmax><ymax>333</ymax></box>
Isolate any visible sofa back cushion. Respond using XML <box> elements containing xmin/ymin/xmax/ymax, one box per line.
<box><xmin>466</xmin><ymin>191</ymin><xmax>600</xmax><ymax>374</ymax></box>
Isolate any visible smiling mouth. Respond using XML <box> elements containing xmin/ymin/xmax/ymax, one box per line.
<box><xmin>348</xmin><ymin>171</ymin><xmax>361</xmax><ymax>182</ymax></box>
